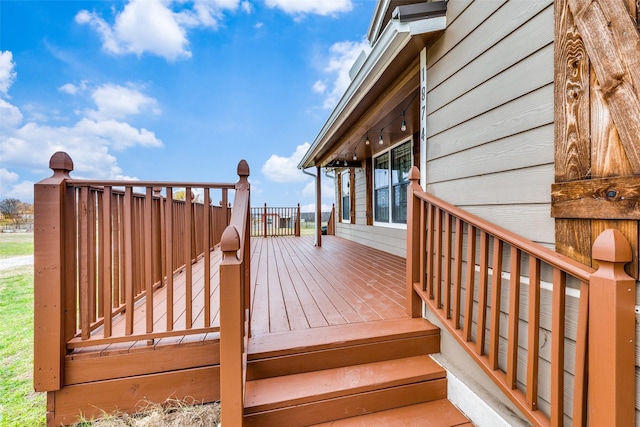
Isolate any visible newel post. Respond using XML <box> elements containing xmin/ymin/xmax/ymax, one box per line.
<box><xmin>219</xmin><ymin>225</ymin><xmax>244</xmax><ymax>426</ymax></box>
<box><xmin>34</xmin><ymin>152</ymin><xmax>75</xmax><ymax>392</ymax></box>
<box><xmin>589</xmin><ymin>229</ymin><xmax>636</xmax><ymax>426</ymax></box>
<box><xmin>296</xmin><ymin>203</ymin><xmax>301</xmax><ymax>237</ymax></box>
<box><xmin>405</xmin><ymin>166</ymin><xmax>422</xmax><ymax>317</ymax></box>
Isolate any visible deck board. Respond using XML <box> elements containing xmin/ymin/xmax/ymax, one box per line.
<box><xmin>69</xmin><ymin>236</ymin><xmax>408</xmax><ymax>357</ymax></box>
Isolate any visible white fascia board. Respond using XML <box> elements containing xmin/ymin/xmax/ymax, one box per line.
<box><xmin>298</xmin><ymin>16</ymin><xmax>446</xmax><ymax>170</ymax></box>
<box><xmin>367</xmin><ymin>0</ymin><xmax>392</xmax><ymax>43</ymax></box>
<box><xmin>409</xmin><ymin>16</ymin><xmax>446</xmax><ymax>36</ymax></box>
<box><xmin>298</xmin><ymin>20</ymin><xmax>411</xmax><ymax>169</ymax></box>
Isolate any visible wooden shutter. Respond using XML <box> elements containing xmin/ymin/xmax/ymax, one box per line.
<box><xmin>552</xmin><ymin>0</ymin><xmax>640</xmax><ymax>277</ymax></box>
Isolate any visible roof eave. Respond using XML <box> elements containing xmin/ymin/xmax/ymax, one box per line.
<box><xmin>298</xmin><ymin>15</ymin><xmax>446</xmax><ymax>170</ymax></box>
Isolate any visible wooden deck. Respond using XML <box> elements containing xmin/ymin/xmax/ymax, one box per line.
<box><xmin>68</xmin><ymin>235</ymin><xmax>407</xmax><ymax>359</ymax></box>
<box><xmin>249</xmin><ymin>236</ymin><xmax>407</xmax><ymax>336</ymax></box>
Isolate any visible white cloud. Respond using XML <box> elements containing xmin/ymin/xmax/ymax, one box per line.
<box><xmin>320</xmin><ymin>38</ymin><xmax>370</xmax><ymax>109</ymax></box>
<box><xmin>0</xmin><ymin>98</ymin><xmax>23</xmax><ymax>129</ymax></box>
<box><xmin>262</xmin><ymin>142</ymin><xmax>310</xmax><ymax>183</ymax></box>
<box><xmin>265</xmin><ymin>0</ymin><xmax>352</xmax><ymax>16</ymax></box>
<box><xmin>302</xmin><ymin>176</ymin><xmax>334</xmax><ymax>199</ymax></box>
<box><xmin>241</xmin><ymin>1</ymin><xmax>253</xmax><ymax>13</ymax></box>
<box><xmin>312</xmin><ymin>80</ymin><xmax>326</xmax><ymax>94</ymax></box>
<box><xmin>0</xmin><ymin>72</ymin><xmax>163</xmax><ymax>201</ymax></box>
<box><xmin>59</xmin><ymin>81</ymin><xmax>88</xmax><ymax>95</ymax></box>
<box><xmin>254</xmin><ymin>22</ymin><xmax>264</xmax><ymax>29</ymax></box>
<box><xmin>87</xmin><ymin>83</ymin><xmax>161</xmax><ymax>120</ymax></box>
<box><xmin>0</xmin><ymin>51</ymin><xmax>17</xmax><ymax>97</ymax></box>
<box><xmin>76</xmin><ymin>0</ymin><xmax>245</xmax><ymax>61</ymax></box>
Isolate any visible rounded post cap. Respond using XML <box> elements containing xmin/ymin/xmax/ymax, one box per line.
<box><xmin>49</xmin><ymin>151</ymin><xmax>74</xmax><ymax>175</ymax></box>
<box><xmin>409</xmin><ymin>166</ymin><xmax>420</xmax><ymax>182</ymax></box>
<box><xmin>220</xmin><ymin>225</ymin><xmax>240</xmax><ymax>253</ymax></box>
<box><xmin>237</xmin><ymin>160</ymin><xmax>250</xmax><ymax>178</ymax></box>
<box><xmin>592</xmin><ymin>229</ymin><xmax>632</xmax><ymax>263</ymax></box>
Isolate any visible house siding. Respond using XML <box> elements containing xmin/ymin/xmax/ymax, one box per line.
<box><xmin>425</xmin><ymin>0</ymin><xmax>554</xmax><ymax>247</ymax></box>
<box><xmin>423</xmin><ymin>0</ymin><xmax>563</xmax><ymax>422</ymax></box>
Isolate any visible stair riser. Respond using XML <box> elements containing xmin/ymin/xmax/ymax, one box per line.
<box><xmin>248</xmin><ymin>335</ymin><xmax>440</xmax><ymax>380</ymax></box>
<box><xmin>244</xmin><ymin>379</ymin><xmax>448</xmax><ymax>427</ymax></box>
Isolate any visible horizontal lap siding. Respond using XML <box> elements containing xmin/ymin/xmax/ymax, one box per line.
<box><xmin>426</xmin><ymin>0</ymin><xmax>554</xmax><ymax>248</ymax></box>
<box><xmin>424</xmin><ymin>1</ymin><xmax>561</xmax><ymax>422</ymax></box>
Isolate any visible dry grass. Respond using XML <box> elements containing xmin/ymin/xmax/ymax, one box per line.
<box><xmin>71</xmin><ymin>399</ymin><xmax>220</xmax><ymax>427</ymax></box>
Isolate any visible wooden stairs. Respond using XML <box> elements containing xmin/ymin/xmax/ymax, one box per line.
<box><xmin>244</xmin><ymin>318</ymin><xmax>472</xmax><ymax>426</ymax></box>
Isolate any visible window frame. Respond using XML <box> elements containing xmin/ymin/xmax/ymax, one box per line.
<box><xmin>372</xmin><ymin>138</ymin><xmax>413</xmax><ymax>228</ymax></box>
<box><xmin>340</xmin><ymin>169</ymin><xmax>351</xmax><ymax>223</ymax></box>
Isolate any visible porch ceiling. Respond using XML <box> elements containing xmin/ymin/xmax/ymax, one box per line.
<box><xmin>300</xmin><ymin>18</ymin><xmax>444</xmax><ymax>169</ymax></box>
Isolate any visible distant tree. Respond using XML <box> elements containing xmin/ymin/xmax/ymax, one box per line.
<box><xmin>0</xmin><ymin>198</ymin><xmax>23</xmax><ymax>227</ymax></box>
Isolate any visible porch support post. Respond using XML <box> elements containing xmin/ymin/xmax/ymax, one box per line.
<box><xmin>316</xmin><ymin>166</ymin><xmax>322</xmax><ymax>247</ymax></box>
<box><xmin>406</xmin><ymin>166</ymin><xmax>422</xmax><ymax>317</ymax></box>
<box><xmin>34</xmin><ymin>152</ymin><xmax>75</xmax><ymax>392</ymax></box>
<box><xmin>589</xmin><ymin>229</ymin><xmax>635</xmax><ymax>426</ymax></box>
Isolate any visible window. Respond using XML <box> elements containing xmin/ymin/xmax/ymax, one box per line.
<box><xmin>341</xmin><ymin>170</ymin><xmax>350</xmax><ymax>222</ymax></box>
<box><xmin>373</xmin><ymin>140</ymin><xmax>412</xmax><ymax>225</ymax></box>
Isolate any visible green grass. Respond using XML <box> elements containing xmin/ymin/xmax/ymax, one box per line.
<box><xmin>0</xmin><ymin>233</ymin><xmax>34</xmax><ymax>258</ymax></box>
<box><xmin>0</xmin><ymin>233</ymin><xmax>45</xmax><ymax>426</ymax></box>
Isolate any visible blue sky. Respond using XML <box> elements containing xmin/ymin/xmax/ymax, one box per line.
<box><xmin>0</xmin><ymin>0</ymin><xmax>375</xmax><ymax>211</ymax></box>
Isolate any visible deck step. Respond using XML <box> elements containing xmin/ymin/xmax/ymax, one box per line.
<box><xmin>247</xmin><ymin>318</ymin><xmax>440</xmax><ymax>380</ymax></box>
<box><xmin>309</xmin><ymin>399</ymin><xmax>472</xmax><ymax>426</ymax></box>
<box><xmin>243</xmin><ymin>355</ymin><xmax>448</xmax><ymax>426</ymax></box>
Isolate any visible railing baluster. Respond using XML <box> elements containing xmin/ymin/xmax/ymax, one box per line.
<box><xmin>102</xmin><ymin>186</ymin><xmax>113</xmax><ymax>338</ymax></box>
<box><xmin>113</xmin><ymin>194</ymin><xmax>122</xmax><ymax>308</ymax></box>
<box><xmin>165</xmin><ymin>187</ymin><xmax>174</xmax><ymax>331</ymax></box>
<box><xmin>123</xmin><ymin>186</ymin><xmax>134</xmax><ymax>336</ymax></box>
<box><xmin>79</xmin><ymin>186</ymin><xmax>90</xmax><ymax>339</ymax></box>
<box><xmin>507</xmin><ymin>246</ymin><xmax>521</xmax><ymax>389</ymax></box>
<box><xmin>434</xmin><ymin>207</ymin><xmax>443</xmax><ymax>308</ymax></box>
<box><xmin>453</xmin><ymin>218</ymin><xmax>463</xmax><ymax>329</ymax></box>
<box><xmin>463</xmin><ymin>224</ymin><xmax>476</xmax><ymax>342</ymax></box>
<box><xmin>526</xmin><ymin>257</ymin><xmax>541</xmax><ymax>410</ymax></box>
<box><xmin>489</xmin><ymin>238</ymin><xmax>504</xmax><ymax>370</ymax></box>
<box><xmin>89</xmin><ymin>189</ymin><xmax>97</xmax><ymax>324</ymax></box>
<box><xmin>426</xmin><ymin>203</ymin><xmax>435</xmax><ymax>299</ymax></box>
<box><xmin>551</xmin><ymin>268</ymin><xmax>566</xmax><ymax>426</ymax></box>
<box><xmin>572</xmin><ymin>281</ymin><xmax>588</xmax><ymax>427</ymax></box>
<box><xmin>204</xmin><ymin>188</ymin><xmax>211</xmax><ymax>327</ymax></box>
<box><xmin>419</xmin><ymin>201</ymin><xmax>426</xmax><ymax>292</ymax></box>
<box><xmin>145</xmin><ymin>187</ymin><xmax>153</xmax><ymax>334</ymax></box>
<box><xmin>443</xmin><ymin>212</ymin><xmax>452</xmax><ymax>319</ymax></box>
<box><xmin>476</xmin><ymin>230</ymin><xmax>489</xmax><ymax>355</ymax></box>
<box><xmin>97</xmin><ymin>190</ymin><xmax>104</xmax><ymax>320</ymax></box>
<box><xmin>185</xmin><ymin>187</ymin><xmax>193</xmax><ymax>329</ymax></box>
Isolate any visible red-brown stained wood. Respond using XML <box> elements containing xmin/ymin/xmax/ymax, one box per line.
<box><xmin>526</xmin><ymin>258</ymin><xmax>540</xmax><ymax>411</ymax></box>
<box><xmin>589</xmin><ymin>229</ymin><xmax>636</xmax><ymax>426</ymax></box>
<box><xmin>443</xmin><ymin>212</ymin><xmax>452</xmax><ymax>319</ymax></box>
<box><xmin>453</xmin><ymin>218</ymin><xmax>463</xmax><ymax>329</ymax></box>
<box><xmin>550</xmin><ymin>269</ymin><xmax>566</xmax><ymax>427</ymax></box>
<box><xmin>489</xmin><ymin>238</ymin><xmax>503</xmax><ymax>370</ymax></box>
<box><xmin>572</xmin><ymin>281</ymin><xmax>589</xmax><ymax>427</ymax></box>
<box><xmin>308</xmin><ymin>399</ymin><xmax>470</xmax><ymax>427</ymax></box>
<box><xmin>476</xmin><ymin>231</ymin><xmax>489</xmax><ymax>356</ymax></box>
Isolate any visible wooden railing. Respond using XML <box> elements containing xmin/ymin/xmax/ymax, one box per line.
<box><xmin>326</xmin><ymin>203</ymin><xmax>335</xmax><ymax>235</ymax></box>
<box><xmin>250</xmin><ymin>203</ymin><xmax>300</xmax><ymax>237</ymax></box>
<box><xmin>406</xmin><ymin>166</ymin><xmax>635</xmax><ymax>426</ymax></box>
<box><xmin>219</xmin><ymin>161</ymin><xmax>251</xmax><ymax>426</ymax></box>
<box><xmin>33</xmin><ymin>152</ymin><xmax>245</xmax><ymax>392</ymax></box>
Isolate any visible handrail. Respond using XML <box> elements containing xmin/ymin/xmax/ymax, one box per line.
<box><xmin>219</xmin><ymin>160</ymin><xmax>251</xmax><ymax>427</ymax></box>
<box><xmin>405</xmin><ymin>166</ymin><xmax>635</xmax><ymax>426</ymax></box>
